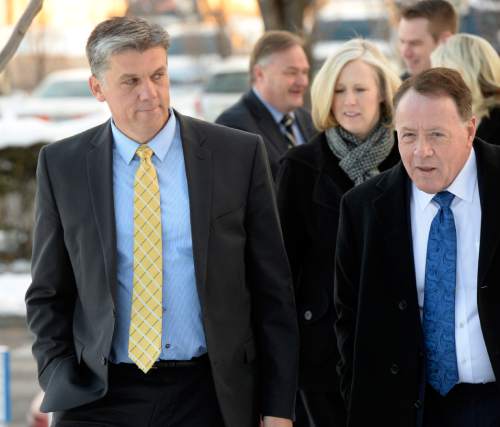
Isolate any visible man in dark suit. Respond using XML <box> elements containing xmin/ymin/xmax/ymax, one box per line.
<box><xmin>25</xmin><ymin>16</ymin><xmax>298</xmax><ymax>427</ymax></box>
<box><xmin>215</xmin><ymin>30</ymin><xmax>316</xmax><ymax>179</ymax></box>
<box><xmin>334</xmin><ymin>68</ymin><xmax>500</xmax><ymax>427</ymax></box>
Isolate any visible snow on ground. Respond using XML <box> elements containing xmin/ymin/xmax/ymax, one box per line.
<box><xmin>0</xmin><ymin>273</ymin><xmax>31</xmax><ymax>316</ymax></box>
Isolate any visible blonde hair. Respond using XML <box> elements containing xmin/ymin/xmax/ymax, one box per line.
<box><xmin>311</xmin><ymin>39</ymin><xmax>401</xmax><ymax>131</ymax></box>
<box><xmin>431</xmin><ymin>33</ymin><xmax>500</xmax><ymax>123</ymax></box>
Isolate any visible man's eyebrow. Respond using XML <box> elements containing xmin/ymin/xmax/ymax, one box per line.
<box><xmin>119</xmin><ymin>73</ymin><xmax>138</xmax><ymax>80</ymax></box>
<box><xmin>283</xmin><ymin>65</ymin><xmax>309</xmax><ymax>71</ymax></box>
<box><xmin>151</xmin><ymin>65</ymin><xmax>167</xmax><ymax>73</ymax></box>
<box><xmin>119</xmin><ymin>66</ymin><xmax>166</xmax><ymax>80</ymax></box>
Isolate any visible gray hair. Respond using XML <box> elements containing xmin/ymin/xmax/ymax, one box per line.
<box><xmin>86</xmin><ymin>16</ymin><xmax>170</xmax><ymax>79</ymax></box>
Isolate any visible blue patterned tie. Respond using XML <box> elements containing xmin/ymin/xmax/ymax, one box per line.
<box><xmin>423</xmin><ymin>191</ymin><xmax>459</xmax><ymax>396</ymax></box>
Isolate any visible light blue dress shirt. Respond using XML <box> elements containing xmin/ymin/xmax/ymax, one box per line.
<box><xmin>110</xmin><ymin>112</ymin><xmax>207</xmax><ymax>363</ymax></box>
<box><xmin>252</xmin><ymin>88</ymin><xmax>306</xmax><ymax>145</ymax></box>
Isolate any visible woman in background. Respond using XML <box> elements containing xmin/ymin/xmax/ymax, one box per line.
<box><xmin>277</xmin><ymin>39</ymin><xmax>401</xmax><ymax>427</ymax></box>
<box><xmin>432</xmin><ymin>33</ymin><xmax>500</xmax><ymax>144</ymax></box>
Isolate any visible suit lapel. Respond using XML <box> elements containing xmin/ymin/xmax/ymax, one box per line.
<box><xmin>475</xmin><ymin>140</ymin><xmax>500</xmax><ymax>285</ymax></box>
<box><xmin>175</xmin><ymin>111</ymin><xmax>212</xmax><ymax>303</ymax></box>
<box><xmin>372</xmin><ymin>164</ymin><xmax>423</xmax><ymax>342</ymax></box>
<box><xmin>244</xmin><ymin>91</ymin><xmax>288</xmax><ymax>153</ymax></box>
<box><xmin>86</xmin><ymin>121</ymin><xmax>117</xmax><ymax>306</ymax></box>
<box><xmin>295</xmin><ymin>109</ymin><xmax>314</xmax><ymax>142</ymax></box>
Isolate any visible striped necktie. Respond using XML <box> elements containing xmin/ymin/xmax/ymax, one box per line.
<box><xmin>281</xmin><ymin>113</ymin><xmax>297</xmax><ymax>148</ymax></box>
<box><xmin>128</xmin><ymin>145</ymin><xmax>163</xmax><ymax>373</ymax></box>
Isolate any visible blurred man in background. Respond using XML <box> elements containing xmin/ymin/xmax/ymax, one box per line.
<box><xmin>398</xmin><ymin>0</ymin><xmax>458</xmax><ymax>80</ymax></box>
<box><xmin>216</xmin><ymin>30</ymin><xmax>316</xmax><ymax>179</ymax></box>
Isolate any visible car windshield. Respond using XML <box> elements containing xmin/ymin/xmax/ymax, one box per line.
<box><xmin>33</xmin><ymin>80</ymin><xmax>93</xmax><ymax>98</ymax></box>
<box><xmin>205</xmin><ymin>71</ymin><xmax>249</xmax><ymax>94</ymax></box>
<box><xmin>314</xmin><ymin>18</ymin><xmax>390</xmax><ymax>41</ymax></box>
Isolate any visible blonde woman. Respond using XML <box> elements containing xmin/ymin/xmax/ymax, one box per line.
<box><xmin>276</xmin><ymin>39</ymin><xmax>401</xmax><ymax>427</ymax></box>
<box><xmin>432</xmin><ymin>33</ymin><xmax>500</xmax><ymax>144</ymax></box>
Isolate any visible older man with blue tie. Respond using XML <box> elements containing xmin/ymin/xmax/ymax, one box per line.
<box><xmin>334</xmin><ymin>68</ymin><xmax>500</xmax><ymax>427</ymax></box>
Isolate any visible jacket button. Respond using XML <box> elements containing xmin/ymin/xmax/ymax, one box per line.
<box><xmin>304</xmin><ymin>310</ymin><xmax>312</xmax><ymax>321</ymax></box>
<box><xmin>390</xmin><ymin>363</ymin><xmax>399</xmax><ymax>375</ymax></box>
<box><xmin>101</xmin><ymin>356</ymin><xmax>108</xmax><ymax>365</ymax></box>
<box><xmin>398</xmin><ymin>300</ymin><xmax>407</xmax><ymax>311</ymax></box>
<box><xmin>414</xmin><ymin>400</ymin><xmax>422</xmax><ymax>409</ymax></box>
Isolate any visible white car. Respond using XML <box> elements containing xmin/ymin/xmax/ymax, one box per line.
<box><xmin>195</xmin><ymin>56</ymin><xmax>249</xmax><ymax>123</ymax></box>
<box><xmin>0</xmin><ymin>68</ymin><xmax>109</xmax><ymax>148</ymax></box>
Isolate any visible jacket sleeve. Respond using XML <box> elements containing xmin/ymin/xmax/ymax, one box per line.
<box><xmin>25</xmin><ymin>146</ymin><xmax>77</xmax><ymax>390</ymax></box>
<box><xmin>245</xmin><ymin>138</ymin><xmax>299</xmax><ymax>419</ymax></box>
<box><xmin>334</xmin><ymin>194</ymin><xmax>359</xmax><ymax>408</ymax></box>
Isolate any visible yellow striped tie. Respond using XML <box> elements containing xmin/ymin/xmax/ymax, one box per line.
<box><xmin>128</xmin><ymin>145</ymin><xmax>163</xmax><ymax>373</ymax></box>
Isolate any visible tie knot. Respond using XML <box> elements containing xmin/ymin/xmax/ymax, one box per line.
<box><xmin>281</xmin><ymin>113</ymin><xmax>294</xmax><ymax>128</ymax></box>
<box><xmin>136</xmin><ymin>145</ymin><xmax>154</xmax><ymax>160</ymax></box>
<box><xmin>433</xmin><ymin>191</ymin><xmax>454</xmax><ymax>208</ymax></box>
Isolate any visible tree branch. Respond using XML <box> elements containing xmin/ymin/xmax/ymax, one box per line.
<box><xmin>0</xmin><ymin>0</ymin><xmax>44</xmax><ymax>73</ymax></box>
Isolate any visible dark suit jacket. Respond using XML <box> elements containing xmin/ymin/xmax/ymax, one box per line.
<box><xmin>25</xmin><ymin>111</ymin><xmax>299</xmax><ymax>427</ymax></box>
<box><xmin>476</xmin><ymin>106</ymin><xmax>500</xmax><ymax>146</ymax></box>
<box><xmin>276</xmin><ymin>133</ymin><xmax>399</xmax><ymax>392</ymax></box>
<box><xmin>334</xmin><ymin>138</ymin><xmax>500</xmax><ymax>427</ymax></box>
<box><xmin>215</xmin><ymin>90</ymin><xmax>316</xmax><ymax>179</ymax></box>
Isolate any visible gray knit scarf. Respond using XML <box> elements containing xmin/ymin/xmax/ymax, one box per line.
<box><xmin>325</xmin><ymin>122</ymin><xmax>394</xmax><ymax>185</ymax></box>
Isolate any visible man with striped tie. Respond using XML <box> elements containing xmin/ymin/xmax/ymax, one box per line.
<box><xmin>26</xmin><ymin>16</ymin><xmax>298</xmax><ymax>427</ymax></box>
<box><xmin>334</xmin><ymin>68</ymin><xmax>500</xmax><ymax>427</ymax></box>
<box><xmin>216</xmin><ymin>30</ymin><xmax>316</xmax><ymax>179</ymax></box>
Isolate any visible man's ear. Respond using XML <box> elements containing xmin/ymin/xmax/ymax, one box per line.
<box><xmin>466</xmin><ymin>115</ymin><xmax>477</xmax><ymax>147</ymax></box>
<box><xmin>253</xmin><ymin>64</ymin><xmax>264</xmax><ymax>83</ymax></box>
<box><xmin>89</xmin><ymin>75</ymin><xmax>106</xmax><ymax>102</ymax></box>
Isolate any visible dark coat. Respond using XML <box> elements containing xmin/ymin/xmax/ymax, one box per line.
<box><xmin>25</xmin><ymin>111</ymin><xmax>299</xmax><ymax>427</ymax></box>
<box><xmin>476</xmin><ymin>106</ymin><xmax>500</xmax><ymax>146</ymax></box>
<box><xmin>215</xmin><ymin>90</ymin><xmax>316</xmax><ymax>179</ymax></box>
<box><xmin>276</xmin><ymin>132</ymin><xmax>400</xmax><ymax>392</ymax></box>
<box><xmin>334</xmin><ymin>138</ymin><xmax>500</xmax><ymax>427</ymax></box>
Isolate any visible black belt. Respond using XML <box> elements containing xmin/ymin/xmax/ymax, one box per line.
<box><xmin>150</xmin><ymin>354</ymin><xmax>208</xmax><ymax>369</ymax></box>
<box><xmin>111</xmin><ymin>354</ymin><xmax>208</xmax><ymax>371</ymax></box>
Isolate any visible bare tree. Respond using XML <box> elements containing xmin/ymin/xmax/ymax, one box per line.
<box><xmin>0</xmin><ymin>0</ymin><xmax>44</xmax><ymax>73</ymax></box>
<box><xmin>257</xmin><ymin>0</ymin><xmax>312</xmax><ymax>34</ymax></box>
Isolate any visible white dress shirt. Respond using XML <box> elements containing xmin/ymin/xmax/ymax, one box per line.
<box><xmin>410</xmin><ymin>148</ymin><xmax>495</xmax><ymax>384</ymax></box>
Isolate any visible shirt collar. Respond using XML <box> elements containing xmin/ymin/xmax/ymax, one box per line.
<box><xmin>251</xmin><ymin>87</ymin><xmax>295</xmax><ymax>125</ymax></box>
<box><xmin>112</xmin><ymin>109</ymin><xmax>177</xmax><ymax>164</ymax></box>
<box><xmin>412</xmin><ymin>148</ymin><xmax>477</xmax><ymax>211</ymax></box>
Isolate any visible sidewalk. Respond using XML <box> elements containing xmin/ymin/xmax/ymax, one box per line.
<box><xmin>1</xmin><ymin>316</ymin><xmax>40</xmax><ymax>427</ymax></box>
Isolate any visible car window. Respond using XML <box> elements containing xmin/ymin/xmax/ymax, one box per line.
<box><xmin>33</xmin><ymin>80</ymin><xmax>93</xmax><ymax>98</ymax></box>
<box><xmin>205</xmin><ymin>71</ymin><xmax>249</xmax><ymax>94</ymax></box>
<box><xmin>314</xmin><ymin>18</ymin><xmax>390</xmax><ymax>41</ymax></box>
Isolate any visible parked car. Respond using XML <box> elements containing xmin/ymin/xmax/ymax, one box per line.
<box><xmin>14</xmin><ymin>68</ymin><xmax>108</xmax><ymax>122</ymax></box>
<box><xmin>0</xmin><ymin>68</ymin><xmax>109</xmax><ymax>148</ymax></box>
<box><xmin>168</xmin><ymin>55</ymin><xmax>206</xmax><ymax>117</ymax></box>
<box><xmin>194</xmin><ymin>56</ymin><xmax>249</xmax><ymax>122</ymax></box>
